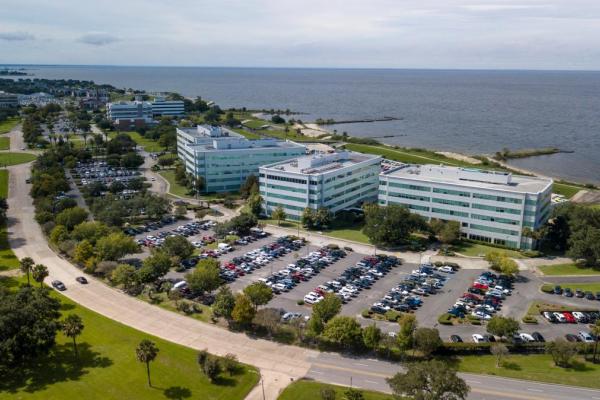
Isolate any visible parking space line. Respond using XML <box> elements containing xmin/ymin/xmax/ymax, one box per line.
<box><xmin>527</xmin><ymin>389</ymin><xmax>543</xmax><ymax>393</ymax></box>
<box><xmin>364</xmin><ymin>380</ymin><xmax>379</xmax><ymax>384</ymax></box>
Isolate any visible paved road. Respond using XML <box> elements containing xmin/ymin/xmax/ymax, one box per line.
<box><xmin>6</xmin><ymin>161</ymin><xmax>600</xmax><ymax>399</ymax></box>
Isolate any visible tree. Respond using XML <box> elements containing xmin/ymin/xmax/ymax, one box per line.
<box><xmin>272</xmin><ymin>206</ymin><xmax>287</xmax><ymax>225</ymax></box>
<box><xmin>546</xmin><ymin>338</ymin><xmax>578</xmax><ymax>367</ymax></box>
<box><xmin>301</xmin><ymin>207</ymin><xmax>315</xmax><ymax>228</ymax></box>
<box><xmin>221</xmin><ymin>353</ymin><xmax>239</xmax><ymax>376</ymax></box>
<box><xmin>397</xmin><ymin>313</ymin><xmax>418</xmax><ymax>351</ymax></box>
<box><xmin>413</xmin><ymin>328</ymin><xmax>442</xmax><ymax>357</ymax></box>
<box><xmin>32</xmin><ymin>264</ymin><xmax>49</xmax><ymax>287</ymax></box>
<box><xmin>136</xmin><ymin>339</ymin><xmax>159</xmax><ymax>387</ymax></box>
<box><xmin>213</xmin><ymin>285</ymin><xmax>236</xmax><ymax>319</ymax></box>
<box><xmin>362</xmin><ymin>203</ymin><xmax>426</xmax><ymax>247</ymax></box>
<box><xmin>138</xmin><ymin>251</ymin><xmax>173</xmax><ymax>283</ymax></box>
<box><xmin>72</xmin><ymin>221</ymin><xmax>111</xmax><ymax>244</ymax></box>
<box><xmin>486</xmin><ymin>316</ymin><xmax>519</xmax><ymax>340</ymax></box>
<box><xmin>50</xmin><ymin>225</ymin><xmax>69</xmax><ymax>244</ymax></box>
<box><xmin>490</xmin><ymin>343</ymin><xmax>509</xmax><ymax>367</ymax></box>
<box><xmin>499</xmin><ymin>257</ymin><xmax>519</xmax><ymax>277</ymax></box>
<box><xmin>96</xmin><ymin>232</ymin><xmax>139</xmax><ymax>261</ymax></box>
<box><xmin>240</xmin><ymin>174</ymin><xmax>259</xmax><ymax>199</ymax></box>
<box><xmin>243</xmin><ymin>282</ymin><xmax>273</xmax><ymax>310</ymax></box>
<box><xmin>62</xmin><ymin>314</ymin><xmax>84</xmax><ymax>358</ymax></box>
<box><xmin>271</xmin><ymin>114</ymin><xmax>285</xmax><ymax>124</ymax></box>
<box><xmin>19</xmin><ymin>257</ymin><xmax>35</xmax><ymax>285</ymax></box>
<box><xmin>185</xmin><ymin>261</ymin><xmax>222</xmax><ymax>296</ymax></box>
<box><xmin>343</xmin><ymin>388</ymin><xmax>364</xmax><ymax>400</ymax></box>
<box><xmin>567</xmin><ymin>226</ymin><xmax>600</xmax><ymax>267</ymax></box>
<box><xmin>0</xmin><ymin>286</ymin><xmax>61</xmax><ymax>368</ymax></box>
<box><xmin>74</xmin><ymin>240</ymin><xmax>94</xmax><ymax>265</ymax></box>
<box><xmin>202</xmin><ymin>354</ymin><xmax>222</xmax><ymax>382</ymax></box>
<box><xmin>162</xmin><ymin>235</ymin><xmax>194</xmax><ymax>260</ymax></box>
<box><xmin>320</xmin><ymin>388</ymin><xmax>336</xmax><ymax>400</ymax></box>
<box><xmin>253</xmin><ymin>308</ymin><xmax>281</xmax><ymax>336</ymax></box>
<box><xmin>111</xmin><ymin>263</ymin><xmax>137</xmax><ymax>289</ymax></box>
<box><xmin>55</xmin><ymin>207</ymin><xmax>88</xmax><ymax>230</ymax></box>
<box><xmin>314</xmin><ymin>207</ymin><xmax>332</xmax><ymax>229</ymax></box>
<box><xmin>439</xmin><ymin>221</ymin><xmax>461</xmax><ymax>245</ymax></box>
<box><xmin>231</xmin><ymin>294</ymin><xmax>255</xmax><ymax>325</ymax></box>
<box><xmin>387</xmin><ymin>360</ymin><xmax>470</xmax><ymax>400</ymax></box>
<box><xmin>313</xmin><ymin>293</ymin><xmax>342</xmax><ymax>325</ymax></box>
<box><xmin>591</xmin><ymin>320</ymin><xmax>600</xmax><ymax>363</ymax></box>
<box><xmin>322</xmin><ymin>316</ymin><xmax>363</xmax><ymax>350</ymax></box>
<box><xmin>247</xmin><ymin>193</ymin><xmax>263</xmax><ymax>216</ymax></box>
<box><xmin>362</xmin><ymin>324</ymin><xmax>382</xmax><ymax>350</ymax></box>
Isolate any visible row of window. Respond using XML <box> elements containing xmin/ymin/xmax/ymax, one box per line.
<box><xmin>472</xmin><ymin>193</ymin><xmax>522</xmax><ymax>204</ymax></box>
<box><xmin>471</xmin><ymin>213</ymin><xmax>519</xmax><ymax>226</ymax></box>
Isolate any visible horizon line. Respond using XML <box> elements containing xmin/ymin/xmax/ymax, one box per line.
<box><xmin>2</xmin><ymin>63</ymin><xmax>600</xmax><ymax>73</ymax></box>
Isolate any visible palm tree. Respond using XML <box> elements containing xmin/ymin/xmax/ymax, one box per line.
<box><xmin>19</xmin><ymin>257</ymin><xmax>34</xmax><ymax>285</ymax></box>
<box><xmin>62</xmin><ymin>314</ymin><xmax>84</xmax><ymax>358</ymax></box>
<box><xmin>136</xmin><ymin>339</ymin><xmax>159</xmax><ymax>387</ymax></box>
<box><xmin>32</xmin><ymin>264</ymin><xmax>49</xmax><ymax>287</ymax></box>
<box><xmin>82</xmin><ymin>131</ymin><xmax>89</xmax><ymax>148</ymax></box>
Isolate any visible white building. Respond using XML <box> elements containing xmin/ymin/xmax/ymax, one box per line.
<box><xmin>259</xmin><ymin>151</ymin><xmax>382</xmax><ymax>220</ymax></box>
<box><xmin>107</xmin><ymin>101</ymin><xmax>154</xmax><ymax>130</ymax></box>
<box><xmin>177</xmin><ymin>125</ymin><xmax>306</xmax><ymax>193</ymax></box>
<box><xmin>378</xmin><ymin>164</ymin><xmax>553</xmax><ymax>249</ymax></box>
<box><xmin>0</xmin><ymin>91</ymin><xmax>18</xmax><ymax>108</ymax></box>
<box><xmin>151</xmin><ymin>96</ymin><xmax>185</xmax><ymax>117</ymax></box>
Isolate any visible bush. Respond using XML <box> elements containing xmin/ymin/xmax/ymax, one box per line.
<box><xmin>541</xmin><ymin>284</ymin><xmax>554</xmax><ymax>293</ymax></box>
<box><xmin>522</xmin><ymin>315</ymin><xmax>538</xmax><ymax>324</ymax></box>
<box><xmin>434</xmin><ymin>261</ymin><xmax>443</xmax><ymax>267</ymax></box>
<box><xmin>470</xmin><ymin>319</ymin><xmax>481</xmax><ymax>325</ymax></box>
<box><xmin>438</xmin><ymin>313</ymin><xmax>453</xmax><ymax>325</ymax></box>
<box><xmin>361</xmin><ymin>309</ymin><xmax>372</xmax><ymax>319</ymax></box>
<box><xmin>385</xmin><ymin>310</ymin><xmax>401</xmax><ymax>322</ymax></box>
<box><xmin>522</xmin><ymin>250</ymin><xmax>542</xmax><ymax>258</ymax></box>
<box><xmin>297</xmin><ymin>300</ymin><xmax>304</xmax><ymax>306</ymax></box>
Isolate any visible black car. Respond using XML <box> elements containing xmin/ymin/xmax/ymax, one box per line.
<box><xmin>76</xmin><ymin>276</ymin><xmax>88</xmax><ymax>284</ymax></box>
<box><xmin>565</xmin><ymin>334</ymin><xmax>580</xmax><ymax>342</ymax></box>
<box><xmin>531</xmin><ymin>332</ymin><xmax>545</xmax><ymax>342</ymax></box>
<box><xmin>450</xmin><ymin>335</ymin><xmax>463</xmax><ymax>343</ymax></box>
<box><xmin>51</xmin><ymin>280</ymin><xmax>66</xmax><ymax>291</ymax></box>
<box><xmin>484</xmin><ymin>334</ymin><xmax>496</xmax><ymax>342</ymax></box>
<box><xmin>575</xmin><ymin>289</ymin><xmax>585</xmax><ymax>298</ymax></box>
<box><xmin>563</xmin><ymin>288</ymin><xmax>574</xmax><ymax>297</ymax></box>
<box><xmin>586</xmin><ymin>291</ymin><xmax>595</xmax><ymax>300</ymax></box>
<box><xmin>553</xmin><ymin>285</ymin><xmax>563</xmax><ymax>295</ymax></box>
<box><xmin>596</xmin><ymin>292</ymin><xmax>600</xmax><ymax>301</ymax></box>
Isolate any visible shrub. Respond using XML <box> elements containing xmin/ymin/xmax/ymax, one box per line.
<box><xmin>297</xmin><ymin>300</ymin><xmax>304</xmax><ymax>306</ymax></box>
<box><xmin>522</xmin><ymin>250</ymin><xmax>542</xmax><ymax>258</ymax></box>
<box><xmin>471</xmin><ymin>320</ymin><xmax>481</xmax><ymax>325</ymax></box>
<box><xmin>434</xmin><ymin>261</ymin><xmax>443</xmax><ymax>267</ymax></box>
<box><xmin>361</xmin><ymin>309</ymin><xmax>372</xmax><ymax>319</ymax></box>
<box><xmin>541</xmin><ymin>284</ymin><xmax>554</xmax><ymax>293</ymax></box>
<box><xmin>522</xmin><ymin>315</ymin><xmax>538</xmax><ymax>324</ymax></box>
<box><xmin>438</xmin><ymin>313</ymin><xmax>453</xmax><ymax>325</ymax></box>
<box><xmin>385</xmin><ymin>310</ymin><xmax>401</xmax><ymax>322</ymax></box>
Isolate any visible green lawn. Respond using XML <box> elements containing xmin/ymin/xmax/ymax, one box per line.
<box><xmin>552</xmin><ymin>182</ymin><xmax>584</xmax><ymax>199</ymax></box>
<box><xmin>263</xmin><ymin>218</ymin><xmax>371</xmax><ymax>245</ymax></box>
<box><xmin>344</xmin><ymin>143</ymin><xmax>479</xmax><ymax>168</ymax></box>
<box><xmin>450</xmin><ymin>241</ymin><xmax>524</xmax><ymax>258</ymax></box>
<box><xmin>158</xmin><ymin>170</ymin><xmax>193</xmax><ymax>198</ymax></box>
<box><xmin>0</xmin><ymin>116</ymin><xmax>20</xmax><ymax>134</ymax></box>
<box><xmin>0</xmin><ymin>136</ymin><xmax>9</xmax><ymax>150</ymax></box>
<box><xmin>0</xmin><ymin>276</ymin><xmax>260</xmax><ymax>400</ymax></box>
<box><xmin>539</xmin><ymin>263</ymin><xmax>600</xmax><ymax>276</ymax></box>
<box><xmin>278</xmin><ymin>380</ymin><xmax>392</xmax><ymax>400</ymax></box>
<box><xmin>110</xmin><ymin>131</ymin><xmax>166</xmax><ymax>152</ymax></box>
<box><xmin>0</xmin><ymin>170</ymin><xmax>19</xmax><ymax>272</ymax></box>
<box><xmin>0</xmin><ymin>152</ymin><xmax>37</xmax><ymax>166</ymax></box>
<box><xmin>230</xmin><ymin>128</ymin><xmax>262</xmax><ymax>140</ymax></box>
<box><xmin>457</xmin><ymin>354</ymin><xmax>600</xmax><ymax>389</ymax></box>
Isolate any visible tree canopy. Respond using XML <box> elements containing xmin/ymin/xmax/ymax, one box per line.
<box><xmin>362</xmin><ymin>203</ymin><xmax>426</xmax><ymax>247</ymax></box>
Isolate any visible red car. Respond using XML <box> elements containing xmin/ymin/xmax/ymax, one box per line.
<box><xmin>473</xmin><ymin>282</ymin><xmax>489</xmax><ymax>290</ymax></box>
<box><xmin>562</xmin><ymin>312</ymin><xmax>576</xmax><ymax>323</ymax></box>
<box><xmin>203</xmin><ymin>236</ymin><xmax>215</xmax><ymax>243</ymax></box>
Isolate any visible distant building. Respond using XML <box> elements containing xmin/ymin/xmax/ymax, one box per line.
<box><xmin>107</xmin><ymin>101</ymin><xmax>153</xmax><ymax>130</ymax></box>
<box><xmin>151</xmin><ymin>96</ymin><xmax>185</xmax><ymax>117</ymax></box>
<box><xmin>378</xmin><ymin>164</ymin><xmax>553</xmax><ymax>249</ymax></box>
<box><xmin>259</xmin><ymin>151</ymin><xmax>381</xmax><ymax>220</ymax></box>
<box><xmin>177</xmin><ymin>125</ymin><xmax>306</xmax><ymax>193</ymax></box>
<box><xmin>17</xmin><ymin>92</ymin><xmax>58</xmax><ymax>107</ymax></box>
<box><xmin>0</xmin><ymin>91</ymin><xmax>18</xmax><ymax>108</ymax></box>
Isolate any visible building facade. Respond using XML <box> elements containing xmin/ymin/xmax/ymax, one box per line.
<box><xmin>0</xmin><ymin>91</ymin><xmax>18</xmax><ymax>108</ymax></box>
<box><xmin>151</xmin><ymin>96</ymin><xmax>185</xmax><ymax>117</ymax></box>
<box><xmin>107</xmin><ymin>101</ymin><xmax>154</xmax><ymax>130</ymax></box>
<box><xmin>259</xmin><ymin>151</ymin><xmax>382</xmax><ymax>220</ymax></box>
<box><xmin>378</xmin><ymin>164</ymin><xmax>553</xmax><ymax>249</ymax></box>
<box><xmin>177</xmin><ymin>125</ymin><xmax>306</xmax><ymax>193</ymax></box>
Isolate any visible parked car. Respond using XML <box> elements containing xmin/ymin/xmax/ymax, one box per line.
<box><xmin>472</xmin><ymin>334</ymin><xmax>487</xmax><ymax>343</ymax></box>
<box><xmin>531</xmin><ymin>332</ymin><xmax>545</xmax><ymax>342</ymax></box>
<box><xmin>450</xmin><ymin>335</ymin><xmax>463</xmax><ymax>343</ymax></box>
<box><xmin>578</xmin><ymin>331</ymin><xmax>595</xmax><ymax>343</ymax></box>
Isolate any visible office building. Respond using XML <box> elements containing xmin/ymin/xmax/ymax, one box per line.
<box><xmin>107</xmin><ymin>100</ymin><xmax>153</xmax><ymax>130</ymax></box>
<box><xmin>259</xmin><ymin>151</ymin><xmax>381</xmax><ymax>220</ymax></box>
<box><xmin>378</xmin><ymin>164</ymin><xmax>553</xmax><ymax>249</ymax></box>
<box><xmin>151</xmin><ymin>96</ymin><xmax>185</xmax><ymax>117</ymax></box>
<box><xmin>177</xmin><ymin>125</ymin><xmax>306</xmax><ymax>193</ymax></box>
<box><xmin>0</xmin><ymin>91</ymin><xmax>18</xmax><ymax>108</ymax></box>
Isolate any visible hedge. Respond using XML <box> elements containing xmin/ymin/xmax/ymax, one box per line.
<box><xmin>541</xmin><ymin>284</ymin><xmax>554</xmax><ymax>293</ymax></box>
<box><xmin>522</xmin><ymin>315</ymin><xmax>538</xmax><ymax>324</ymax></box>
<box><xmin>438</xmin><ymin>313</ymin><xmax>453</xmax><ymax>325</ymax></box>
<box><xmin>439</xmin><ymin>342</ymin><xmax>546</xmax><ymax>355</ymax></box>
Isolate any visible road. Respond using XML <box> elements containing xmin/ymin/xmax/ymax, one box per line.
<box><xmin>5</xmin><ymin>162</ymin><xmax>600</xmax><ymax>399</ymax></box>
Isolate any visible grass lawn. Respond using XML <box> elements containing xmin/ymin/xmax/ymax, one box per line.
<box><xmin>0</xmin><ymin>170</ymin><xmax>19</xmax><ymax>272</ymax></box>
<box><xmin>263</xmin><ymin>218</ymin><xmax>371</xmax><ymax>245</ymax></box>
<box><xmin>158</xmin><ymin>170</ymin><xmax>193</xmax><ymax>198</ymax></box>
<box><xmin>539</xmin><ymin>263</ymin><xmax>600</xmax><ymax>276</ymax></box>
<box><xmin>0</xmin><ymin>136</ymin><xmax>9</xmax><ymax>150</ymax></box>
<box><xmin>0</xmin><ymin>152</ymin><xmax>37</xmax><ymax>166</ymax></box>
<box><xmin>553</xmin><ymin>182</ymin><xmax>584</xmax><ymax>199</ymax></box>
<box><xmin>0</xmin><ymin>116</ymin><xmax>20</xmax><ymax>134</ymax></box>
<box><xmin>0</xmin><ymin>276</ymin><xmax>259</xmax><ymax>400</ymax></box>
<box><xmin>552</xmin><ymin>282</ymin><xmax>600</xmax><ymax>293</ymax></box>
<box><xmin>525</xmin><ymin>300</ymin><xmax>589</xmax><ymax>317</ymax></box>
<box><xmin>450</xmin><ymin>241</ymin><xmax>524</xmax><ymax>258</ymax></box>
<box><xmin>137</xmin><ymin>291</ymin><xmax>213</xmax><ymax>323</ymax></box>
<box><xmin>230</xmin><ymin>128</ymin><xmax>262</xmax><ymax>140</ymax></box>
<box><xmin>457</xmin><ymin>353</ymin><xmax>600</xmax><ymax>389</ymax></box>
<box><xmin>110</xmin><ymin>131</ymin><xmax>165</xmax><ymax>152</ymax></box>
<box><xmin>278</xmin><ymin>380</ymin><xmax>392</xmax><ymax>400</ymax></box>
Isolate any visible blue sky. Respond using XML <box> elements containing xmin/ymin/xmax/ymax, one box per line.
<box><xmin>1</xmin><ymin>0</ymin><xmax>600</xmax><ymax>69</ymax></box>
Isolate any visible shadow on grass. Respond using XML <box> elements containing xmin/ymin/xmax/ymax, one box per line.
<box><xmin>163</xmin><ymin>386</ymin><xmax>192</xmax><ymax>399</ymax></box>
<box><xmin>502</xmin><ymin>361</ymin><xmax>522</xmax><ymax>371</ymax></box>
<box><xmin>213</xmin><ymin>375</ymin><xmax>237</xmax><ymax>387</ymax></box>
<box><xmin>568</xmin><ymin>360</ymin><xmax>595</xmax><ymax>372</ymax></box>
<box><xmin>0</xmin><ymin>342</ymin><xmax>112</xmax><ymax>394</ymax></box>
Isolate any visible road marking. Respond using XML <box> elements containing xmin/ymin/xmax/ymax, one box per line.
<box><xmin>310</xmin><ymin>370</ymin><xmax>324</xmax><ymax>375</ymax></box>
<box><xmin>467</xmin><ymin>380</ymin><xmax>482</xmax><ymax>384</ymax></box>
<box><xmin>353</xmin><ymin>363</ymin><xmax>369</xmax><ymax>367</ymax></box>
<box><xmin>527</xmin><ymin>389</ymin><xmax>543</xmax><ymax>392</ymax></box>
<box><xmin>365</xmin><ymin>380</ymin><xmax>378</xmax><ymax>384</ymax></box>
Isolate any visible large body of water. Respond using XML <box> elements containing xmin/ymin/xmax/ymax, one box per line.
<box><xmin>10</xmin><ymin>65</ymin><xmax>600</xmax><ymax>184</ymax></box>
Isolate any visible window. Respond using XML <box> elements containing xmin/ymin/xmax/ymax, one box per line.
<box><xmin>471</xmin><ymin>213</ymin><xmax>519</xmax><ymax>226</ymax></box>
<box><xmin>470</xmin><ymin>224</ymin><xmax>519</xmax><ymax>236</ymax></box>
<box><xmin>431</xmin><ymin>207</ymin><xmax>468</xmax><ymax>218</ymax></box>
<box><xmin>472</xmin><ymin>203</ymin><xmax>521</xmax><ymax>215</ymax></box>
<box><xmin>432</xmin><ymin>197</ymin><xmax>469</xmax><ymax>208</ymax></box>
<box><xmin>389</xmin><ymin>192</ymin><xmax>430</xmax><ymax>202</ymax></box>
<box><xmin>433</xmin><ymin>188</ymin><xmax>471</xmax><ymax>197</ymax></box>
<box><xmin>389</xmin><ymin>182</ymin><xmax>431</xmax><ymax>192</ymax></box>
<box><xmin>473</xmin><ymin>193</ymin><xmax>522</xmax><ymax>204</ymax></box>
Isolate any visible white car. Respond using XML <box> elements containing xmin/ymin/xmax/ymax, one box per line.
<box><xmin>519</xmin><ymin>333</ymin><xmax>535</xmax><ymax>342</ymax></box>
<box><xmin>553</xmin><ymin>312</ymin><xmax>567</xmax><ymax>323</ymax></box>
<box><xmin>304</xmin><ymin>292</ymin><xmax>323</xmax><ymax>304</ymax></box>
<box><xmin>438</xmin><ymin>266</ymin><xmax>455</xmax><ymax>273</ymax></box>
<box><xmin>572</xmin><ymin>312</ymin><xmax>587</xmax><ymax>323</ymax></box>
<box><xmin>472</xmin><ymin>334</ymin><xmax>486</xmax><ymax>343</ymax></box>
<box><xmin>578</xmin><ymin>331</ymin><xmax>595</xmax><ymax>343</ymax></box>
<box><xmin>471</xmin><ymin>311</ymin><xmax>491</xmax><ymax>320</ymax></box>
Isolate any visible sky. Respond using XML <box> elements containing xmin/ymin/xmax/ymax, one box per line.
<box><xmin>1</xmin><ymin>0</ymin><xmax>600</xmax><ymax>70</ymax></box>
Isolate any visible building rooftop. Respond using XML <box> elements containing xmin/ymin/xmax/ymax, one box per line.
<box><xmin>382</xmin><ymin>164</ymin><xmax>552</xmax><ymax>194</ymax></box>
<box><xmin>262</xmin><ymin>151</ymin><xmax>381</xmax><ymax>175</ymax></box>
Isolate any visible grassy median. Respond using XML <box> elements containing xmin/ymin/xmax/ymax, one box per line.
<box><xmin>0</xmin><ymin>276</ymin><xmax>260</xmax><ymax>400</ymax></box>
<box><xmin>0</xmin><ymin>170</ymin><xmax>19</xmax><ymax>271</ymax></box>
<box><xmin>278</xmin><ymin>380</ymin><xmax>392</xmax><ymax>400</ymax></box>
<box><xmin>539</xmin><ymin>263</ymin><xmax>600</xmax><ymax>276</ymax></box>
<box><xmin>0</xmin><ymin>117</ymin><xmax>20</xmax><ymax>134</ymax></box>
<box><xmin>0</xmin><ymin>152</ymin><xmax>36</xmax><ymax>166</ymax></box>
